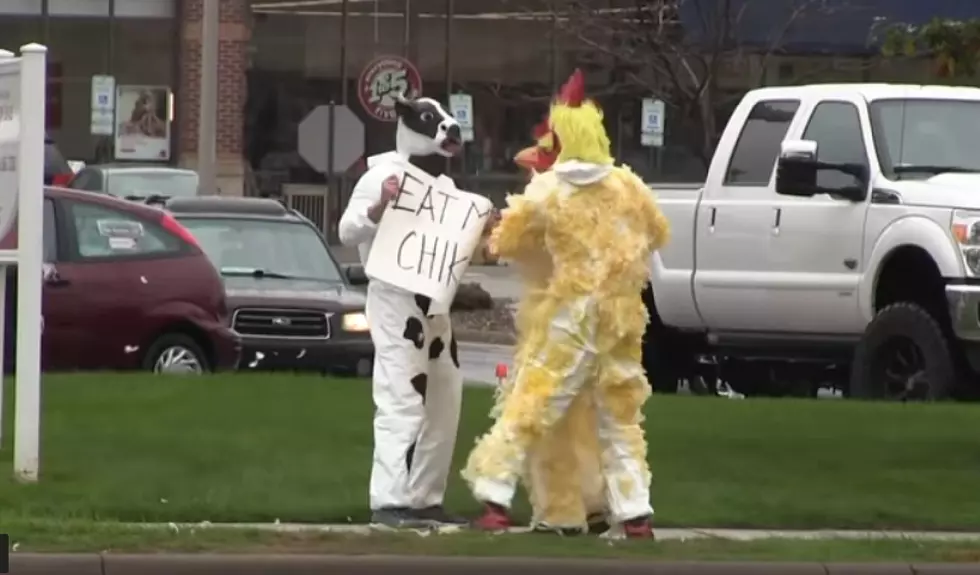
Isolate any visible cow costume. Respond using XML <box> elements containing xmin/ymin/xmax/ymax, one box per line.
<box><xmin>339</xmin><ymin>95</ymin><xmax>467</xmax><ymax>528</ymax></box>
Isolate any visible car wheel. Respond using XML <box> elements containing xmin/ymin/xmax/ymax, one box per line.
<box><xmin>850</xmin><ymin>303</ymin><xmax>956</xmax><ymax>400</ymax></box>
<box><xmin>142</xmin><ymin>333</ymin><xmax>210</xmax><ymax>375</ymax></box>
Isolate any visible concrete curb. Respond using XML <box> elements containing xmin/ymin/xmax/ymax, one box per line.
<box><xmin>9</xmin><ymin>554</ymin><xmax>980</xmax><ymax>575</ymax></box>
<box><xmin>126</xmin><ymin>523</ymin><xmax>980</xmax><ymax>542</ymax></box>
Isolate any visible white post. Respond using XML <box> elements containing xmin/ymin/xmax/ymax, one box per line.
<box><xmin>0</xmin><ymin>49</ymin><xmax>12</xmax><ymax>451</ymax></box>
<box><xmin>13</xmin><ymin>43</ymin><xmax>46</xmax><ymax>482</ymax></box>
<box><xmin>197</xmin><ymin>0</ymin><xmax>218</xmax><ymax>195</ymax></box>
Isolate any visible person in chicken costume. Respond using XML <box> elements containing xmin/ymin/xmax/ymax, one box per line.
<box><xmin>493</xmin><ymin>120</ymin><xmax>608</xmax><ymax>535</ymax></box>
<box><xmin>462</xmin><ymin>69</ymin><xmax>670</xmax><ymax>538</ymax></box>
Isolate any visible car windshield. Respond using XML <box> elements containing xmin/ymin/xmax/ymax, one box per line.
<box><xmin>870</xmin><ymin>99</ymin><xmax>980</xmax><ymax>180</ymax></box>
<box><xmin>106</xmin><ymin>171</ymin><xmax>199</xmax><ymax>199</ymax></box>
<box><xmin>177</xmin><ymin>217</ymin><xmax>342</xmax><ymax>282</ymax></box>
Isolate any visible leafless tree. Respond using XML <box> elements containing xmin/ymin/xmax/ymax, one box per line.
<box><xmin>547</xmin><ymin>0</ymin><xmax>864</xmax><ymax>165</ymax></box>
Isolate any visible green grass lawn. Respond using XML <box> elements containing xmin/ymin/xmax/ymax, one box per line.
<box><xmin>1</xmin><ymin>373</ymin><xmax>979</xmax><ymax>531</ymax></box>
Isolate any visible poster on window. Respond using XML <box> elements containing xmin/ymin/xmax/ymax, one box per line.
<box><xmin>114</xmin><ymin>85</ymin><xmax>170</xmax><ymax>162</ymax></box>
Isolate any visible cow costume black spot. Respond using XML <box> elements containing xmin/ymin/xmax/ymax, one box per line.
<box><xmin>337</xmin><ymin>92</ymin><xmax>465</xmax><ymax>522</ymax></box>
<box><xmin>403</xmin><ymin>317</ymin><xmax>425</xmax><ymax>350</ymax></box>
<box><xmin>414</xmin><ymin>294</ymin><xmax>432</xmax><ymax>316</ymax></box>
<box><xmin>428</xmin><ymin>337</ymin><xmax>445</xmax><ymax>360</ymax></box>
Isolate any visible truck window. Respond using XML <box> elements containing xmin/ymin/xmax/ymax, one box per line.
<box><xmin>724</xmin><ymin>100</ymin><xmax>799</xmax><ymax>186</ymax></box>
<box><xmin>801</xmin><ymin>101</ymin><xmax>868</xmax><ymax>190</ymax></box>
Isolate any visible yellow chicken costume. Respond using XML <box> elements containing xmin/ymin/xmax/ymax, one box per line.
<box><xmin>463</xmin><ymin>69</ymin><xmax>670</xmax><ymax>538</ymax></box>
<box><xmin>499</xmin><ymin>116</ymin><xmax>608</xmax><ymax>534</ymax></box>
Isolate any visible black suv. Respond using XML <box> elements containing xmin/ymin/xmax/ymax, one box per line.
<box><xmin>167</xmin><ymin>196</ymin><xmax>373</xmax><ymax>375</ymax></box>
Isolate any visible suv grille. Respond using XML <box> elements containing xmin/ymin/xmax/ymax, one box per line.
<box><xmin>232</xmin><ymin>308</ymin><xmax>330</xmax><ymax>339</ymax></box>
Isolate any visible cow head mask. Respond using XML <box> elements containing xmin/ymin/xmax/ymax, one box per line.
<box><xmin>393</xmin><ymin>95</ymin><xmax>463</xmax><ymax>159</ymax></box>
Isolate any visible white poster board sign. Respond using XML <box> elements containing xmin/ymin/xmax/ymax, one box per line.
<box><xmin>366</xmin><ymin>161</ymin><xmax>493</xmax><ymax>312</ymax></box>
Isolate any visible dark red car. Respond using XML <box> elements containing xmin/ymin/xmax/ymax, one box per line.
<box><xmin>1</xmin><ymin>187</ymin><xmax>241</xmax><ymax>373</ymax></box>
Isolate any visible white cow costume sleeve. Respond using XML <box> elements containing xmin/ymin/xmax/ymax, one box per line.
<box><xmin>340</xmin><ymin>152</ymin><xmax>463</xmax><ymax>513</ymax></box>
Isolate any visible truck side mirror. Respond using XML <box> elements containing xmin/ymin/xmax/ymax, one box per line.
<box><xmin>775</xmin><ymin>139</ymin><xmax>868</xmax><ymax>202</ymax></box>
<box><xmin>775</xmin><ymin>140</ymin><xmax>819</xmax><ymax>197</ymax></box>
<box><xmin>345</xmin><ymin>264</ymin><xmax>368</xmax><ymax>286</ymax></box>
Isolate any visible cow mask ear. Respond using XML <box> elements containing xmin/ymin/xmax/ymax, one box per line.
<box><xmin>393</xmin><ymin>92</ymin><xmax>413</xmax><ymax>119</ymax></box>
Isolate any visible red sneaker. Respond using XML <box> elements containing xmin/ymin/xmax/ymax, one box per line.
<box><xmin>622</xmin><ymin>516</ymin><xmax>655</xmax><ymax>539</ymax></box>
<box><xmin>471</xmin><ymin>502</ymin><xmax>512</xmax><ymax>531</ymax></box>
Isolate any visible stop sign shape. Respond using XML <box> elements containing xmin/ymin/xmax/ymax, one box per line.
<box><xmin>297</xmin><ymin>104</ymin><xmax>365</xmax><ymax>175</ymax></box>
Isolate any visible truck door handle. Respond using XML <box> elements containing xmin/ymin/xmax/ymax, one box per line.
<box><xmin>772</xmin><ymin>208</ymin><xmax>781</xmax><ymax>235</ymax></box>
<box><xmin>709</xmin><ymin>207</ymin><xmax>717</xmax><ymax>231</ymax></box>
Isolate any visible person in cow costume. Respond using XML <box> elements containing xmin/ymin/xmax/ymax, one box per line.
<box><xmin>462</xmin><ymin>69</ymin><xmax>670</xmax><ymax>538</ymax></box>
<box><xmin>339</xmin><ymin>94</ymin><xmax>477</xmax><ymax>528</ymax></box>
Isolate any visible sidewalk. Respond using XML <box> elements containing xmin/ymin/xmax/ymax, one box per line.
<box><xmin>7</xmin><ymin>553</ymin><xmax>975</xmax><ymax>575</ymax></box>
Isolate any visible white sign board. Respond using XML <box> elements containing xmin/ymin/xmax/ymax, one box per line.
<box><xmin>366</xmin><ymin>161</ymin><xmax>493</xmax><ymax>311</ymax></box>
<box><xmin>449</xmin><ymin>93</ymin><xmax>474</xmax><ymax>142</ymax></box>
<box><xmin>641</xmin><ymin>98</ymin><xmax>665</xmax><ymax>148</ymax></box>
<box><xmin>90</xmin><ymin>74</ymin><xmax>115</xmax><ymax>136</ymax></box>
<box><xmin>0</xmin><ymin>44</ymin><xmax>47</xmax><ymax>483</ymax></box>
<box><xmin>0</xmin><ymin>60</ymin><xmax>20</xmax><ymax>242</ymax></box>
<box><xmin>114</xmin><ymin>84</ymin><xmax>171</xmax><ymax>161</ymax></box>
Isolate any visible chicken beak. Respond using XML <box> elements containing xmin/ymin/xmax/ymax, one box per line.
<box><xmin>514</xmin><ymin>146</ymin><xmax>540</xmax><ymax>171</ymax></box>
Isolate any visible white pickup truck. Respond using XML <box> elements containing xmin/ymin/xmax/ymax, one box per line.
<box><xmin>643</xmin><ymin>83</ymin><xmax>980</xmax><ymax>400</ymax></box>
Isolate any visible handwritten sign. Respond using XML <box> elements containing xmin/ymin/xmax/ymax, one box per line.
<box><xmin>366</xmin><ymin>161</ymin><xmax>493</xmax><ymax>310</ymax></box>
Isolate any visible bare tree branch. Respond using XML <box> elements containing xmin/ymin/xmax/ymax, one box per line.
<box><xmin>525</xmin><ymin>0</ymin><xmax>858</xmax><ymax>164</ymax></box>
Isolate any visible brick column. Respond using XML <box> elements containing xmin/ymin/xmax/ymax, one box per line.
<box><xmin>178</xmin><ymin>0</ymin><xmax>250</xmax><ymax>196</ymax></box>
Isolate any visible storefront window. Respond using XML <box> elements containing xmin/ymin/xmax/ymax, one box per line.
<box><xmin>0</xmin><ymin>1</ymin><xmax>175</xmax><ymax>164</ymax></box>
<box><xmin>47</xmin><ymin>17</ymin><xmax>112</xmax><ymax>160</ymax></box>
<box><xmin>448</xmin><ymin>0</ymin><xmax>554</xmax><ymax>200</ymax></box>
<box><xmin>247</xmin><ymin>0</ymin><xmax>561</xmax><ymax>208</ymax></box>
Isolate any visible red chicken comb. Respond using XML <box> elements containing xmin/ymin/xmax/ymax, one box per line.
<box><xmin>556</xmin><ymin>68</ymin><xmax>585</xmax><ymax>107</ymax></box>
<box><xmin>532</xmin><ymin>117</ymin><xmax>550</xmax><ymax>140</ymax></box>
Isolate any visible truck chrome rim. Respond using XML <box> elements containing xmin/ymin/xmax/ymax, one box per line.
<box><xmin>154</xmin><ymin>346</ymin><xmax>204</xmax><ymax>375</ymax></box>
<box><xmin>876</xmin><ymin>337</ymin><xmax>928</xmax><ymax>400</ymax></box>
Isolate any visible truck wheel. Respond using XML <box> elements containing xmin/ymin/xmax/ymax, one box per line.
<box><xmin>850</xmin><ymin>303</ymin><xmax>957</xmax><ymax>400</ymax></box>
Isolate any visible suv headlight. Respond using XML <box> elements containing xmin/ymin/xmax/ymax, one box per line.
<box><xmin>341</xmin><ymin>312</ymin><xmax>369</xmax><ymax>332</ymax></box>
<box><xmin>952</xmin><ymin>210</ymin><xmax>980</xmax><ymax>275</ymax></box>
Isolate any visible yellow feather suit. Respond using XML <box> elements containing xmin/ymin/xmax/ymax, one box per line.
<box><xmin>491</xmin><ymin>181</ymin><xmax>606</xmax><ymax>532</ymax></box>
<box><xmin>462</xmin><ymin>156</ymin><xmax>670</xmax><ymax>525</ymax></box>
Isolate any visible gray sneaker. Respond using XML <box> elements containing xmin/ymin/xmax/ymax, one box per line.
<box><xmin>414</xmin><ymin>505</ymin><xmax>467</xmax><ymax>525</ymax></box>
<box><xmin>370</xmin><ymin>507</ymin><xmax>434</xmax><ymax>529</ymax></box>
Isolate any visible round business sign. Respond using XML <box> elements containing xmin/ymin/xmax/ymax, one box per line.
<box><xmin>357</xmin><ymin>55</ymin><xmax>423</xmax><ymax>122</ymax></box>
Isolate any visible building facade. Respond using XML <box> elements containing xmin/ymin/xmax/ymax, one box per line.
<box><xmin>1</xmin><ymin>0</ymin><xmax>974</xmax><ymax>236</ymax></box>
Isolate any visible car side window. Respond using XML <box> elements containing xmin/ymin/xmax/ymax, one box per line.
<box><xmin>801</xmin><ymin>101</ymin><xmax>868</xmax><ymax>190</ymax></box>
<box><xmin>725</xmin><ymin>100</ymin><xmax>800</xmax><ymax>186</ymax></box>
<box><xmin>67</xmin><ymin>201</ymin><xmax>181</xmax><ymax>260</ymax></box>
<box><xmin>43</xmin><ymin>198</ymin><xmax>56</xmax><ymax>262</ymax></box>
